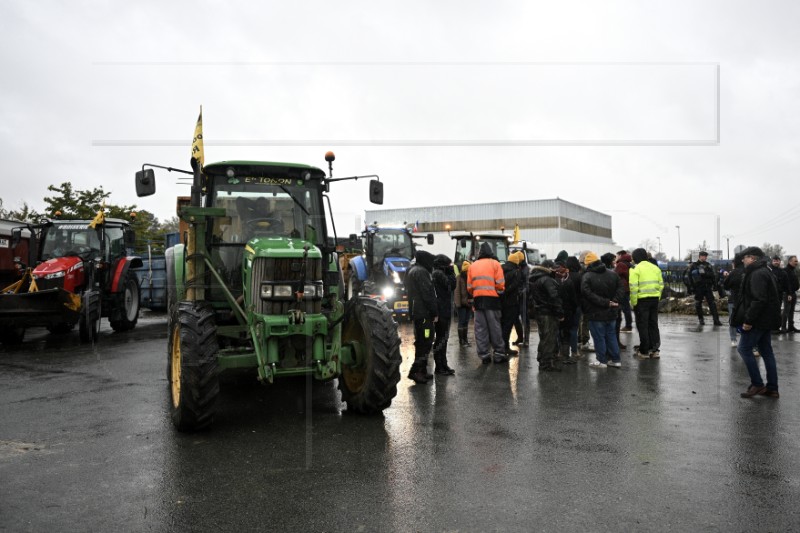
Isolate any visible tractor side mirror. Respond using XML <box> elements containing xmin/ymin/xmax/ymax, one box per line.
<box><xmin>135</xmin><ymin>169</ymin><xmax>156</xmax><ymax>197</ymax></box>
<box><xmin>369</xmin><ymin>180</ymin><xmax>383</xmax><ymax>205</ymax></box>
<box><xmin>426</xmin><ymin>233</ymin><xmax>434</xmax><ymax>245</ymax></box>
<box><xmin>10</xmin><ymin>228</ymin><xmax>21</xmax><ymax>248</ymax></box>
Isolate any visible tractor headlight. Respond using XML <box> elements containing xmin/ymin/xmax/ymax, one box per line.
<box><xmin>391</xmin><ymin>271</ymin><xmax>401</xmax><ymax>284</ymax></box>
<box><xmin>382</xmin><ymin>286</ymin><xmax>395</xmax><ymax>299</ymax></box>
<box><xmin>44</xmin><ymin>271</ymin><xmax>66</xmax><ymax>280</ymax></box>
<box><xmin>260</xmin><ymin>284</ymin><xmax>273</xmax><ymax>299</ymax></box>
<box><xmin>273</xmin><ymin>285</ymin><xmax>294</xmax><ymax>299</ymax></box>
<box><xmin>260</xmin><ymin>282</ymin><xmax>323</xmax><ymax>300</ymax></box>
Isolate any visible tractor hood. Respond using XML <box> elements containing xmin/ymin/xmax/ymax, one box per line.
<box><xmin>244</xmin><ymin>237</ymin><xmax>323</xmax><ymax>260</ymax></box>
<box><xmin>383</xmin><ymin>257</ymin><xmax>410</xmax><ymax>276</ymax></box>
<box><xmin>33</xmin><ymin>256</ymin><xmax>84</xmax><ymax>278</ymax></box>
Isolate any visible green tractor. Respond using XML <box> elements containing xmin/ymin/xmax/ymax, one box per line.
<box><xmin>135</xmin><ymin>152</ymin><xmax>402</xmax><ymax>431</ymax></box>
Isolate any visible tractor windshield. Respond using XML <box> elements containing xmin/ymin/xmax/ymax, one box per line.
<box><xmin>41</xmin><ymin>224</ymin><xmax>102</xmax><ymax>260</ymax></box>
<box><xmin>372</xmin><ymin>229</ymin><xmax>413</xmax><ymax>265</ymax></box>
<box><xmin>211</xmin><ymin>182</ymin><xmax>325</xmax><ymax>246</ymax></box>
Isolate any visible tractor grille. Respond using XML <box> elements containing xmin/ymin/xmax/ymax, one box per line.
<box><xmin>251</xmin><ymin>257</ymin><xmax>323</xmax><ymax>315</ymax></box>
<box><xmin>34</xmin><ymin>276</ymin><xmax>65</xmax><ymax>291</ymax></box>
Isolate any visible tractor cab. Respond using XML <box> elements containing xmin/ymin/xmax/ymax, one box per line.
<box><xmin>452</xmin><ymin>232</ymin><xmax>512</xmax><ymax>271</ymax></box>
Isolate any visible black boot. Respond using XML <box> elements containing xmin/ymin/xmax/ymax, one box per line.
<box><xmin>407</xmin><ymin>363</ymin><xmax>429</xmax><ymax>383</ymax></box>
<box><xmin>458</xmin><ymin>327</ymin><xmax>471</xmax><ymax>347</ymax></box>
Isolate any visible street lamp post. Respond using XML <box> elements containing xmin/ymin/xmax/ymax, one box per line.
<box><xmin>675</xmin><ymin>225</ymin><xmax>681</xmax><ymax>261</ymax></box>
<box><xmin>723</xmin><ymin>234</ymin><xmax>733</xmax><ymax>259</ymax></box>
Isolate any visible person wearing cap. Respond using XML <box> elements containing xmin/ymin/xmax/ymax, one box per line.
<box><xmin>629</xmin><ymin>247</ymin><xmax>664</xmax><ymax>359</ymax></box>
<box><xmin>454</xmin><ymin>260</ymin><xmax>474</xmax><ymax>347</ymax></box>
<box><xmin>501</xmin><ymin>251</ymin><xmax>525</xmax><ymax>356</ymax></box>
<box><xmin>431</xmin><ymin>254</ymin><xmax>457</xmax><ymax>375</ymax></box>
<box><xmin>529</xmin><ymin>260</ymin><xmax>565</xmax><ymax>371</ymax></box>
<box><xmin>467</xmin><ymin>242</ymin><xmax>508</xmax><ymax>364</ymax></box>
<box><xmin>581</xmin><ymin>252</ymin><xmax>625</xmax><ymax>368</ymax></box>
<box><xmin>731</xmin><ymin>246</ymin><xmax>781</xmax><ymax>398</ymax></box>
<box><xmin>405</xmin><ymin>250</ymin><xmax>439</xmax><ymax>384</ymax></box>
<box><xmin>687</xmin><ymin>251</ymin><xmax>723</xmax><ymax>326</ymax></box>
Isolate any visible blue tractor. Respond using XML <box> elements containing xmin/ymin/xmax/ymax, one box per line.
<box><xmin>346</xmin><ymin>225</ymin><xmax>433</xmax><ymax>319</ymax></box>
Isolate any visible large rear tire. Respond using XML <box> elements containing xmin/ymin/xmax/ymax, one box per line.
<box><xmin>339</xmin><ymin>297</ymin><xmax>402</xmax><ymax>413</ymax></box>
<box><xmin>110</xmin><ymin>274</ymin><xmax>140</xmax><ymax>332</ymax></box>
<box><xmin>167</xmin><ymin>301</ymin><xmax>220</xmax><ymax>431</ymax></box>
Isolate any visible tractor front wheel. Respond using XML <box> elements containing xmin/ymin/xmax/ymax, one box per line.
<box><xmin>167</xmin><ymin>301</ymin><xmax>220</xmax><ymax>431</ymax></box>
<box><xmin>79</xmin><ymin>292</ymin><xmax>101</xmax><ymax>343</ymax></box>
<box><xmin>110</xmin><ymin>273</ymin><xmax>140</xmax><ymax>332</ymax></box>
<box><xmin>339</xmin><ymin>297</ymin><xmax>402</xmax><ymax>413</ymax></box>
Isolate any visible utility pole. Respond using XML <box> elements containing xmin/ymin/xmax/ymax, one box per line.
<box><xmin>675</xmin><ymin>225</ymin><xmax>681</xmax><ymax>261</ymax></box>
<box><xmin>723</xmin><ymin>234</ymin><xmax>733</xmax><ymax>259</ymax></box>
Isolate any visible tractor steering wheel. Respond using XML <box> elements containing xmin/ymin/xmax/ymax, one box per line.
<box><xmin>244</xmin><ymin>217</ymin><xmax>283</xmax><ymax>235</ymax></box>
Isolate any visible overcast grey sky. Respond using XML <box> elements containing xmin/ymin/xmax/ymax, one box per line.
<box><xmin>1</xmin><ymin>1</ymin><xmax>798</xmax><ymax>258</ymax></box>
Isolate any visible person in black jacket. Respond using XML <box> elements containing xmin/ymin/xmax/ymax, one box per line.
<box><xmin>687</xmin><ymin>251</ymin><xmax>723</xmax><ymax>326</ymax></box>
<box><xmin>784</xmin><ymin>255</ymin><xmax>799</xmax><ymax>332</ymax></box>
<box><xmin>529</xmin><ymin>260</ymin><xmax>564</xmax><ymax>372</ymax></box>
<box><xmin>501</xmin><ymin>252</ymin><xmax>524</xmax><ymax>356</ymax></box>
<box><xmin>581</xmin><ymin>252</ymin><xmax>625</xmax><ymax>368</ymax></box>
<box><xmin>770</xmin><ymin>255</ymin><xmax>790</xmax><ymax>333</ymax></box>
<box><xmin>731</xmin><ymin>247</ymin><xmax>781</xmax><ymax>398</ymax></box>
<box><xmin>555</xmin><ymin>259</ymin><xmax>578</xmax><ymax>365</ymax></box>
<box><xmin>432</xmin><ymin>254</ymin><xmax>456</xmax><ymax>375</ymax></box>
<box><xmin>405</xmin><ymin>250</ymin><xmax>439</xmax><ymax>384</ymax></box>
<box><xmin>722</xmin><ymin>253</ymin><xmax>745</xmax><ymax>346</ymax></box>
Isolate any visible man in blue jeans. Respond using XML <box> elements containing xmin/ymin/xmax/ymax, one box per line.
<box><xmin>731</xmin><ymin>246</ymin><xmax>781</xmax><ymax>398</ymax></box>
<box><xmin>581</xmin><ymin>252</ymin><xmax>625</xmax><ymax>368</ymax></box>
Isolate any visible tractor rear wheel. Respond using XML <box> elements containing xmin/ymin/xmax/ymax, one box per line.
<box><xmin>339</xmin><ymin>297</ymin><xmax>402</xmax><ymax>413</ymax></box>
<box><xmin>110</xmin><ymin>273</ymin><xmax>140</xmax><ymax>331</ymax></box>
<box><xmin>167</xmin><ymin>301</ymin><xmax>220</xmax><ymax>431</ymax></box>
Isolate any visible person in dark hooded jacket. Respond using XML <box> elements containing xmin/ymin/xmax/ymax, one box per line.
<box><xmin>432</xmin><ymin>254</ymin><xmax>457</xmax><ymax>375</ymax></box>
<box><xmin>731</xmin><ymin>247</ymin><xmax>781</xmax><ymax>398</ymax></box>
<box><xmin>501</xmin><ymin>251</ymin><xmax>525</xmax><ymax>356</ymax></box>
<box><xmin>554</xmin><ymin>259</ymin><xmax>578</xmax><ymax>365</ymax></box>
<box><xmin>467</xmin><ymin>242</ymin><xmax>507</xmax><ymax>364</ymax></box>
<box><xmin>615</xmin><ymin>251</ymin><xmax>634</xmax><ymax>331</ymax></box>
<box><xmin>405</xmin><ymin>250</ymin><xmax>438</xmax><ymax>383</ymax></box>
<box><xmin>582</xmin><ymin>252</ymin><xmax>625</xmax><ymax>368</ymax></box>
<box><xmin>529</xmin><ymin>260</ymin><xmax>564</xmax><ymax>371</ymax></box>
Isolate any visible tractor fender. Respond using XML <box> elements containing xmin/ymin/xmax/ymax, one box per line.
<box><xmin>170</xmin><ymin>244</ymin><xmax>186</xmax><ymax>301</ymax></box>
<box><xmin>348</xmin><ymin>255</ymin><xmax>368</xmax><ymax>282</ymax></box>
<box><xmin>110</xmin><ymin>256</ymin><xmax>144</xmax><ymax>293</ymax></box>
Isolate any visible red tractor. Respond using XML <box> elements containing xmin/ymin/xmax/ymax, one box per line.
<box><xmin>0</xmin><ymin>217</ymin><xmax>142</xmax><ymax>344</ymax></box>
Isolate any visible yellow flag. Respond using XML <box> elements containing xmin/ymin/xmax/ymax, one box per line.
<box><xmin>512</xmin><ymin>223</ymin><xmax>521</xmax><ymax>244</ymax></box>
<box><xmin>191</xmin><ymin>106</ymin><xmax>204</xmax><ymax>170</ymax></box>
<box><xmin>88</xmin><ymin>206</ymin><xmax>105</xmax><ymax>229</ymax></box>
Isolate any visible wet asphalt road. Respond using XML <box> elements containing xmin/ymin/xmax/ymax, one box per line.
<box><xmin>1</xmin><ymin>311</ymin><xmax>799</xmax><ymax>532</ymax></box>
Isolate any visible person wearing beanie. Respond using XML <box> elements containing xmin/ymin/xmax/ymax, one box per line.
<box><xmin>467</xmin><ymin>242</ymin><xmax>508</xmax><ymax>364</ymax></box>
<box><xmin>731</xmin><ymin>246</ymin><xmax>781</xmax><ymax>398</ymax></box>
<box><xmin>615</xmin><ymin>252</ymin><xmax>634</xmax><ymax>332</ymax></box>
<box><xmin>555</xmin><ymin>250</ymin><xmax>569</xmax><ymax>264</ymax></box>
<box><xmin>723</xmin><ymin>253</ymin><xmax>745</xmax><ymax>346</ymax></box>
<box><xmin>554</xmin><ymin>259</ymin><xmax>579</xmax><ymax>365</ymax></box>
<box><xmin>564</xmin><ymin>256</ymin><xmax>584</xmax><ymax>359</ymax></box>
<box><xmin>500</xmin><ymin>249</ymin><xmax>525</xmax><ymax>356</ymax></box>
<box><xmin>405</xmin><ymin>250</ymin><xmax>439</xmax><ymax>384</ymax></box>
<box><xmin>583</xmin><ymin>251</ymin><xmax>599</xmax><ymax>266</ymax></box>
<box><xmin>454</xmin><ymin>261</ymin><xmax>474</xmax><ymax>347</ymax></box>
<box><xmin>629</xmin><ymin>247</ymin><xmax>664</xmax><ymax>359</ymax></box>
<box><xmin>581</xmin><ymin>252</ymin><xmax>625</xmax><ymax>368</ymax></box>
<box><xmin>529</xmin><ymin>259</ymin><xmax>565</xmax><ymax>371</ymax></box>
<box><xmin>431</xmin><ymin>254</ymin><xmax>457</xmax><ymax>375</ymax></box>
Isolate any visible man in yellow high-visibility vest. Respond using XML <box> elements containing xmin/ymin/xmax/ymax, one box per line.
<box><xmin>629</xmin><ymin>248</ymin><xmax>664</xmax><ymax>359</ymax></box>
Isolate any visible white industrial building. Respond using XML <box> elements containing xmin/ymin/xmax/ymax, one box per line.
<box><xmin>365</xmin><ymin>198</ymin><xmax>618</xmax><ymax>260</ymax></box>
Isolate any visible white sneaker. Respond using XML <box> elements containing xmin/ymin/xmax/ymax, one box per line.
<box><xmin>607</xmin><ymin>361</ymin><xmax>622</xmax><ymax>368</ymax></box>
<box><xmin>589</xmin><ymin>360</ymin><xmax>607</xmax><ymax>368</ymax></box>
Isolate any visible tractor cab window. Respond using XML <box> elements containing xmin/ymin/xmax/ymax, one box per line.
<box><xmin>104</xmin><ymin>227</ymin><xmax>126</xmax><ymax>259</ymax></box>
<box><xmin>42</xmin><ymin>225</ymin><xmax>102</xmax><ymax>260</ymax></box>
<box><xmin>211</xmin><ymin>184</ymin><xmax>324</xmax><ymax>245</ymax></box>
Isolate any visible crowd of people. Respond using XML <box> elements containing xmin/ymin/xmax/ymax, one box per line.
<box><xmin>404</xmin><ymin>243</ymin><xmax>797</xmax><ymax>399</ymax></box>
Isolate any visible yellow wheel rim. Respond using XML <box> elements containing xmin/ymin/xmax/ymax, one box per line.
<box><xmin>170</xmin><ymin>323</ymin><xmax>181</xmax><ymax>408</ymax></box>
